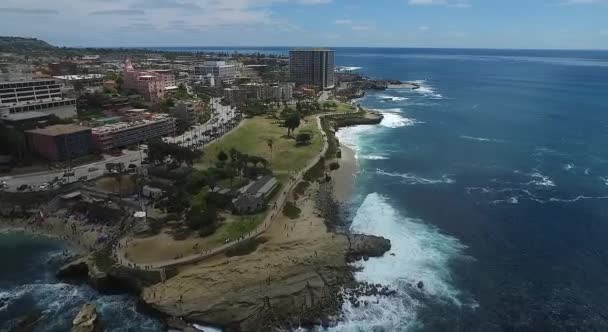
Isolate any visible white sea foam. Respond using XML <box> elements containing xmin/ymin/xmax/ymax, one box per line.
<box><xmin>376</xmin><ymin>169</ymin><xmax>455</xmax><ymax>185</ymax></box>
<box><xmin>602</xmin><ymin>177</ymin><xmax>608</xmax><ymax>186</ymax></box>
<box><xmin>460</xmin><ymin>135</ymin><xmax>505</xmax><ymax>143</ymax></box>
<box><xmin>328</xmin><ymin>193</ymin><xmax>467</xmax><ymax>331</ymax></box>
<box><xmin>361</xmin><ymin>155</ymin><xmax>389</xmax><ymax>160</ymax></box>
<box><xmin>563</xmin><ymin>163</ymin><xmax>574</xmax><ymax>171</ymax></box>
<box><xmin>380</xmin><ymin>112</ymin><xmax>422</xmax><ymax>128</ymax></box>
<box><xmin>412</xmin><ymin>80</ymin><xmax>444</xmax><ymax>99</ymax></box>
<box><xmin>525</xmin><ymin>172</ymin><xmax>556</xmax><ymax>188</ymax></box>
<box><xmin>377</xmin><ymin>94</ymin><xmax>410</xmax><ymax>102</ymax></box>
<box><xmin>335</xmin><ymin>125</ymin><xmax>377</xmax><ymax>152</ymax></box>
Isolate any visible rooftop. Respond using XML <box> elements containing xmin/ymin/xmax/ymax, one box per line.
<box><xmin>1</xmin><ymin>111</ymin><xmax>50</xmax><ymax>122</ymax></box>
<box><xmin>91</xmin><ymin>114</ymin><xmax>174</xmax><ymax>135</ymax></box>
<box><xmin>53</xmin><ymin>74</ymin><xmax>104</xmax><ymax>81</ymax></box>
<box><xmin>0</xmin><ymin>97</ymin><xmax>76</xmax><ymax>108</ymax></box>
<box><xmin>26</xmin><ymin>124</ymin><xmax>91</xmax><ymax>136</ymax></box>
<box><xmin>290</xmin><ymin>48</ymin><xmax>334</xmax><ymax>52</ymax></box>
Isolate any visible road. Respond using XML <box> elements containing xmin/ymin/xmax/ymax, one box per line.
<box><xmin>0</xmin><ymin>98</ymin><xmax>239</xmax><ymax>193</ymax></box>
<box><xmin>164</xmin><ymin>98</ymin><xmax>239</xmax><ymax>148</ymax></box>
<box><xmin>0</xmin><ymin>150</ymin><xmax>143</xmax><ymax>193</ymax></box>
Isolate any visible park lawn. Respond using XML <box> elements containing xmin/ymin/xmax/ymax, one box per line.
<box><xmin>323</xmin><ymin>100</ymin><xmax>356</xmax><ymax>113</ymax></box>
<box><xmin>206</xmin><ymin>213</ymin><xmax>266</xmax><ymax>245</ymax></box>
<box><xmin>196</xmin><ymin>116</ymin><xmax>323</xmax><ymax>176</ymax></box>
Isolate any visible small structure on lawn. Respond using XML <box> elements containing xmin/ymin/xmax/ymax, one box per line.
<box><xmin>232</xmin><ymin>175</ymin><xmax>279</xmax><ymax>214</ymax></box>
<box><xmin>142</xmin><ymin>185</ymin><xmax>163</xmax><ymax>199</ymax></box>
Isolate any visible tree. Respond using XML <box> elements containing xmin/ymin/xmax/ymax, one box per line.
<box><xmin>296</xmin><ymin>132</ymin><xmax>313</xmax><ymax>146</ymax></box>
<box><xmin>284</xmin><ymin>112</ymin><xmax>301</xmax><ymax>137</ymax></box>
<box><xmin>266</xmin><ymin>139</ymin><xmax>273</xmax><ymax>166</ymax></box>
<box><xmin>218</xmin><ymin>150</ymin><xmax>228</xmax><ymax>164</ymax></box>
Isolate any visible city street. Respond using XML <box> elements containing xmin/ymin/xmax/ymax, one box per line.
<box><xmin>164</xmin><ymin>98</ymin><xmax>239</xmax><ymax>147</ymax></box>
<box><xmin>0</xmin><ymin>98</ymin><xmax>240</xmax><ymax>193</ymax></box>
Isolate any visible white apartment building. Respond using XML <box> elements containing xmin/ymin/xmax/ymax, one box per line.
<box><xmin>91</xmin><ymin>114</ymin><xmax>176</xmax><ymax>151</ymax></box>
<box><xmin>194</xmin><ymin>61</ymin><xmax>238</xmax><ymax>81</ymax></box>
<box><xmin>0</xmin><ymin>79</ymin><xmax>77</xmax><ymax>119</ymax></box>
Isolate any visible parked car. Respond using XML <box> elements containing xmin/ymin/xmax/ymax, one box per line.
<box><xmin>88</xmin><ymin>167</ymin><xmax>98</xmax><ymax>172</ymax></box>
<box><xmin>63</xmin><ymin>171</ymin><xmax>75</xmax><ymax>177</ymax></box>
<box><xmin>78</xmin><ymin>176</ymin><xmax>88</xmax><ymax>181</ymax></box>
<box><xmin>17</xmin><ymin>184</ymin><xmax>28</xmax><ymax>191</ymax></box>
<box><xmin>39</xmin><ymin>183</ymin><xmax>50</xmax><ymax>190</ymax></box>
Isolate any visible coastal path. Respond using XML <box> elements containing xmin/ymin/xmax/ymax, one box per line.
<box><xmin>114</xmin><ymin>111</ymin><xmax>347</xmax><ymax>270</ymax></box>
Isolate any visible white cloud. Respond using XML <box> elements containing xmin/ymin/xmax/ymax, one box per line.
<box><xmin>334</xmin><ymin>19</ymin><xmax>352</xmax><ymax>25</ymax></box>
<box><xmin>418</xmin><ymin>25</ymin><xmax>430</xmax><ymax>31</ymax></box>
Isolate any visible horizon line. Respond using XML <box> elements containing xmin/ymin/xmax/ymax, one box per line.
<box><xmin>66</xmin><ymin>45</ymin><xmax>608</xmax><ymax>52</ymax></box>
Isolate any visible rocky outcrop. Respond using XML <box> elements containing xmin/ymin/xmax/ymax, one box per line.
<box><xmin>346</xmin><ymin>234</ymin><xmax>392</xmax><ymax>262</ymax></box>
<box><xmin>145</xmin><ymin>266</ymin><xmax>354</xmax><ymax>332</ymax></box>
<box><xmin>71</xmin><ymin>303</ymin><xmax>101</xmax><ymax>332</ymax></box>
<box><xmin>57</xmin><ymin>254</ymin><xmax>167</xmax><ymax>294</ymax></box>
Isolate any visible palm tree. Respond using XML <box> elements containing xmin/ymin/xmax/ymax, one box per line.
<box><xmin>266</xmin><ymin>138</ymin><xmax>274</xmax><ymax>166</ymax></box>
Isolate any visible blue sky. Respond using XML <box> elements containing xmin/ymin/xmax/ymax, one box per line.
<box><xmin>0</xmin><ymin>0</ymin><xmax>607</xmax><ymax>49</ymax></box>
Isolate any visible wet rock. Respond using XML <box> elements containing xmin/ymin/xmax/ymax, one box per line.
<box><xmin>417</xmin><ymin>281</ymin><xmax>424</xmax><ymax>290</ymax></box>
<box><xmin>71</xmin><ymin>303</ymin><xmax>101</xmax><ymax>332</ymax></box>
<box><xmin>346</xmin><ymin>234</ymin><xmax>391</xmax><ymax>262</ymax></box>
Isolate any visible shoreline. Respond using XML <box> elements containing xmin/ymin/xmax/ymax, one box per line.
<box><xmin>331</xmin><ymin>143</ymin><xmax>358</xmax><ymax>203</ymax></box>
<box><xmin>0</xmin><ymin>99</ymin><xmax>389</xmax><ymax>332</ymax></box>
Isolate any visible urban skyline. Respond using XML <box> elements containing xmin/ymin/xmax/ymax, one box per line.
<box><xmin>1</xmin><ymin>0</ymin><xmax>607</xmax><ymax>50</ymax></box>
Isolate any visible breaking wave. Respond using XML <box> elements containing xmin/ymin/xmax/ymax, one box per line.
<box><xmin>411</xmin><ymin>80</ymin><xmax>444</xmax><ymax>99</ymax></box>
<box><xmin>327</xmin><ymin>193</ymin><xmax>467</xmax><ymax>331</ymax></box>
<box><xmin>376</xmin><ymin>169</ymin><xmax>455</xmax><ymax>185</ymax></box>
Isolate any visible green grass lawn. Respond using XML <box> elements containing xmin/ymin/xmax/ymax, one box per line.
<box><xmin>206</xmin><ymin>213</ymin><xmax>265</xmax><ymax>244</ymax></box>
<box><xmin>322</xmin><ymin>100</ymin><xmax>356</xmax><ymax>113</ymax></box>
<box><xmin>196</xmin><ymin>116</ymin><xmax>323</xmax><ymax>175</ymax></box>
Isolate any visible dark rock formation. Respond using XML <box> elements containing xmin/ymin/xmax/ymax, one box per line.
<box><xmin>346</xmin><ymin>234</ymin><xmax>392</xmax><ymax>262</ymax></box>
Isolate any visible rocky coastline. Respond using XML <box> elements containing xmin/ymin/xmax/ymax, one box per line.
<box><xmin>51</xmin><ymin>109</ymin><xmax>391</xmax><ymax>332</ymax></box>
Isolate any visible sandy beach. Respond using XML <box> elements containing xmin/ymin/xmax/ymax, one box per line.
<box><xmin>0</xmin><ymin>209</ymin><xmax>113</xmax><ymax>255</ymax></box>
<box><xmin>331</xmin><ymin>144</ymin><xmax>358</xmax><ymax>202</ymax></box>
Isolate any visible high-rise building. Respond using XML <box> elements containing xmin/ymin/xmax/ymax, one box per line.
<box><xmin>0</xmin><ymin>79</ymin><xmax>77</xmax><ymax>119</ymax></box>
<box><xmin>289</xmin><ymin>49</ymin><xmax>335</xmax><ymax>89</ymax></box>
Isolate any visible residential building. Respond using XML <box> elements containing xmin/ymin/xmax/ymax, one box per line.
<box><xmin>91</xmin><ymin>113</ymin><xmax>176</xmax><ymax>151</ymax></box>
<box><xmin>223</xmin><ymin>88</ymin><xmax>248</xmax><ymax>106</ymax></box>
<box><xmin>194</xmin><ymin>61</ymin><xmax>238</xmax><ymax>81</ymax></box>
<box><xmin>238</xmin><ymin>82</ymin><xmax>295</xmax><ymax>103</ymax></box>
<box><xmin>0</xmin><ymin>79</ymin><xmax>77</xmax><ymax>119</ymax></box>
<box><xmin>26</xmin><ymin>124</ymin><xmax>93</xmax><ymax>161</ymax></box>
<box><xmin>53</xmin><ymin>74</ymin><xmax>104</xmax><ymax>91</ymax></box>
<box><xmin>289</xmin><ymin>49</ymin><xmax>335</xmax><ymax>89</ymax></box>
<box><xmin>142</xmin><ymin>185</ymin><xmax>163</xmax><ymax>199</ymax></box>
<box><xmin>123</xmin><ymin>60</ymin><xmax>176</xmax><ymax>103</ymax></box>
<box><xmin>232</xmin><ymin>175</ymin><xmax>279</xmax><ymax>214</ymax></box>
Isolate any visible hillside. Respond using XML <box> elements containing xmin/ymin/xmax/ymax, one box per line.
<box><xmin>0</xmin><ymin>36</ymin><xmax>57</xmax><ymax>54</ymax></box>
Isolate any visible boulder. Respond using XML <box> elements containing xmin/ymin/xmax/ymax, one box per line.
<box><xmin>71</xmin><ymin>303</ymin><xmax>101</xmax><ymax>332</ymax></box>
<box><xmin>346</xmin><ymin>234</ymin><xmax>391</xmax><ymax>262</ymax></box>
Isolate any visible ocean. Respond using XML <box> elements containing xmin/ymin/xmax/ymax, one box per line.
<box><xmin>0</xmin><ymin>232</ymin><xmax>163</xmax><ymax>332</ymax></box>
<box><xmin>331</xmin><ymin>48</ymin><xmax>608</xmax><ymax>331</ymax></box>
<box><xmin>4</xmin><ymin>47</ymin><xmax>608</xmax><ymax>331</ymax></box>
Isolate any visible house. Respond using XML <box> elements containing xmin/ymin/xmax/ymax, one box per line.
<box><xmin>232</xmin><ymin>175</ymin><xmax>279</xmax><ymax>214</ymax></box>
<box><xmin>142</xmin><ymin>185</ymin><xmax>163</xmax><ymax>199</ymax></box>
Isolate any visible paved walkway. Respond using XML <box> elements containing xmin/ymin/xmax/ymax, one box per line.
<box><xmin>115</xmin><ymin>110</ymin><xmax>353</xmax><ymax>270</ymax></box>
